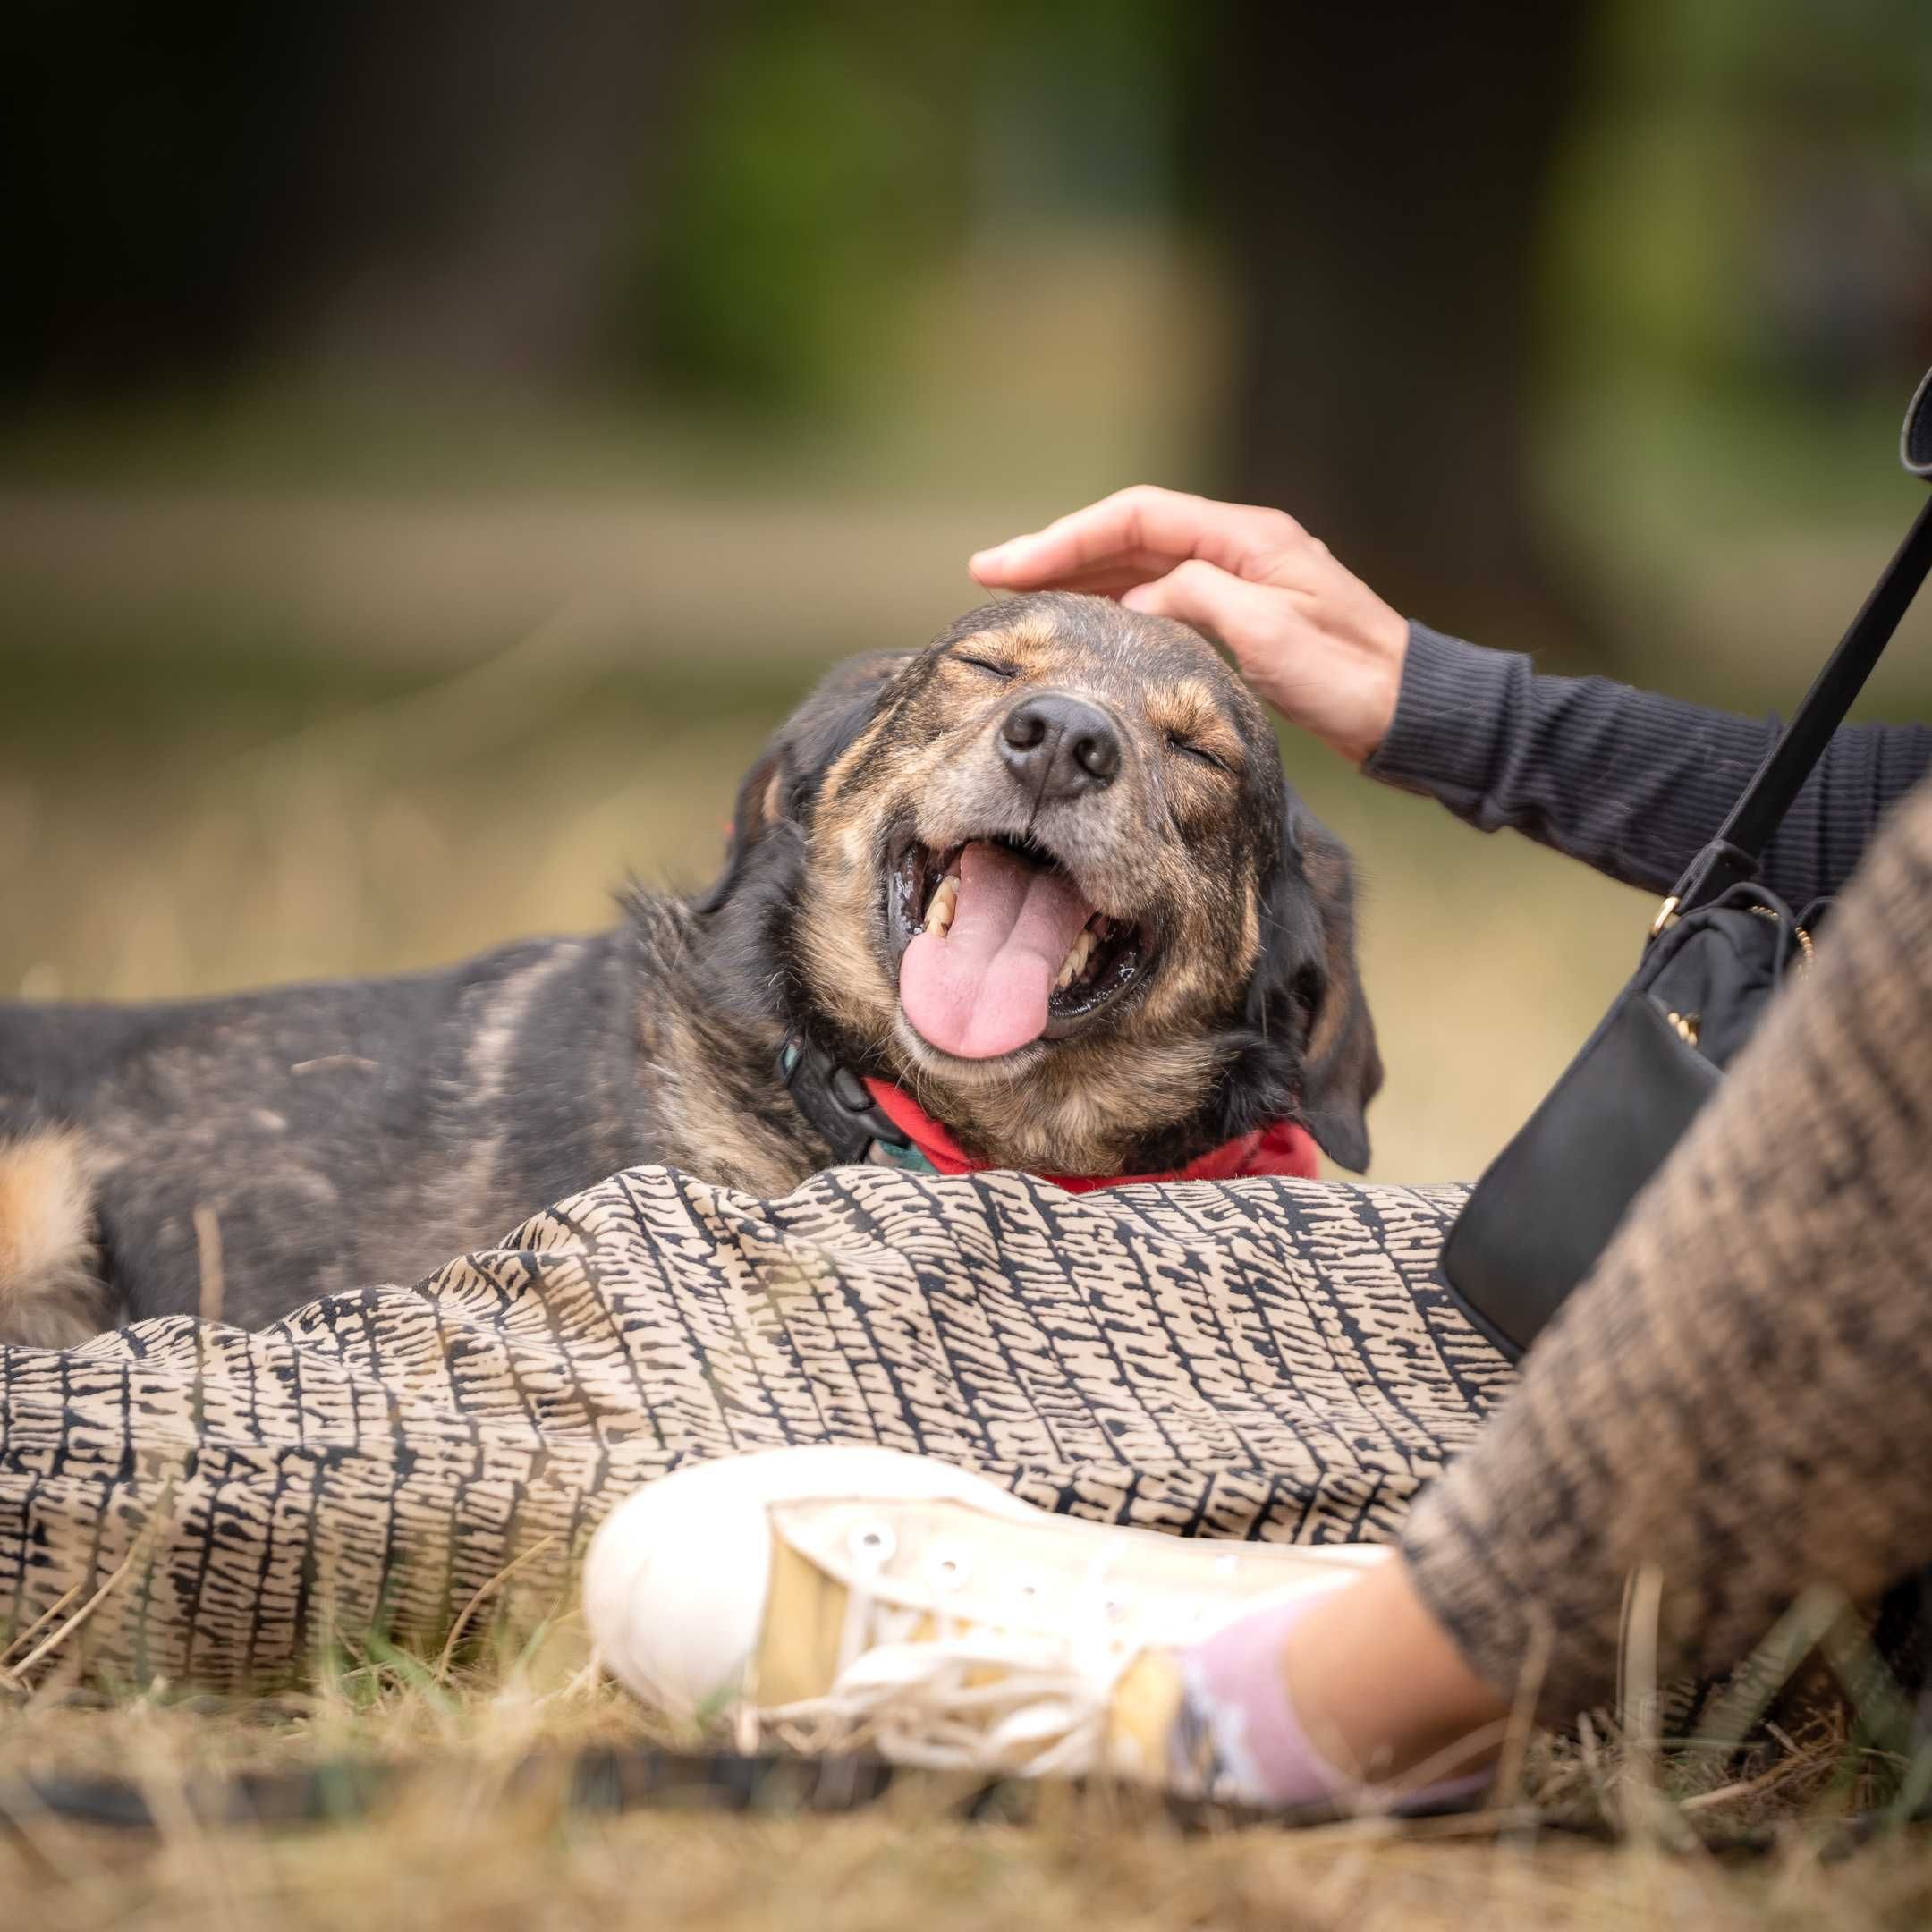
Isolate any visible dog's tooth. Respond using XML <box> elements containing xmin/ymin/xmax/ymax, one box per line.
<box><xmin>925</xmin><ymin>872</ymin><xmax>961</xmax><ymax>937</ymax></box>
<box><xmin>1055</xmin><ymin>928</ymin><xmax>1095</xmax><ymax>990</ymax></box>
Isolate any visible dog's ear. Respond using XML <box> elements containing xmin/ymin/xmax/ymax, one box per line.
<box><xmin>701</xmin><ymin>652</ymin><xmax>910</xmax><ymax>912</ymax></box>
<box><xmin>1252</xmin><ymin>800</ymin><xmax>1383</xmax><ymax>1173</ymax></box>
<box><xmin>1294</xmin><ymin>810</ymin><xmax>1383</xmax><ymax>1171</ymax></box>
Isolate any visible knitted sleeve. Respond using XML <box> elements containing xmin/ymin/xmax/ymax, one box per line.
<box><xmin>1367</xmin><ymin>623</ymin><xmax>1932</xmax><ymax>906</ymax></box>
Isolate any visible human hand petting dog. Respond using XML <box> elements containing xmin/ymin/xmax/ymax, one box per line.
<box><xmin>970</xmin><ymin>485</ymin><xmax>1409</xmax><ymax>767</ymax></box>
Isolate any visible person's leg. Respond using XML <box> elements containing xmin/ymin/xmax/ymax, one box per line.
<box><xmin>1162</xmin><ymin>1549</ymin><xmax>1503</xmax><ymax>1806</ymax></box>
<box><xmin>1267</xmin><ymin>1552</ymin><xmax>1504</xmax><ymax>1775</ymax></box>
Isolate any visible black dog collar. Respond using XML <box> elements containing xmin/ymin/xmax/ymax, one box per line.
<box><xmin>775</xmin><ymin>1033</ymin><xmax>937</xmax><ymax>1174</ymax></box>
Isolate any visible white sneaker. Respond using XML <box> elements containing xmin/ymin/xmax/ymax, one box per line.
<box><xmin>582</xmin><ymin>1445</ymin><xmax>1385</xmax><ymax>1784</ymax></box>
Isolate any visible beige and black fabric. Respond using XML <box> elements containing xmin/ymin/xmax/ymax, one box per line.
<box><xmin>0</xmin><ymin>1172</ymin><xmax>1504</xmax><ymax>1689</ymax></box>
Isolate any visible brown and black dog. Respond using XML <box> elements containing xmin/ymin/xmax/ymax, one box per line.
<box><xmin>0</xmin><ymin>591</ymin><xmax>1380</xmax><ymax>1343</ymax></box>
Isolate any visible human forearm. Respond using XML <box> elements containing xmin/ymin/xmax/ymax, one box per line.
<box><xmin>1368</xmin><ymin>624</ymin><xmax>1932</xmax><ymax>904</ymax></box>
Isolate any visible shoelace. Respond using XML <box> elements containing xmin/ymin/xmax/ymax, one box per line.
<box><xmin>733</xmin><ymin>1509</ymin><xmax>1372</xmax><ymax>1787</ymax></box>
<box><xmin>757</xmin><ymin>1566</ymin><xmax>1140</xmax><ymax>1776</ymax></box>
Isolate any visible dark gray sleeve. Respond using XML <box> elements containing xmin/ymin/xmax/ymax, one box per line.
<box><xmin>1363</xmin><ymin>623</ymin><xmax>1932</xmax><ymax>906</ymax></box>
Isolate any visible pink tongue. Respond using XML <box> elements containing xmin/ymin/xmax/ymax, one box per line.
<box><xmin>900</xmin><ymin>842</ymin><xmax>1096</xmax><ymax>1059</ymax></box>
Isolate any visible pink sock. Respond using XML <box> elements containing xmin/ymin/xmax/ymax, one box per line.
<box><xmin>1174</xmin><ymin>1589</ymin><xmax>1494</xmax><ymax>1814</ymax></box>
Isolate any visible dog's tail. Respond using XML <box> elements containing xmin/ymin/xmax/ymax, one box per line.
<box><xmin>0</xmin><ymin>1121</ymin><xmax>114</xmax><ymax>1348</ymax></box>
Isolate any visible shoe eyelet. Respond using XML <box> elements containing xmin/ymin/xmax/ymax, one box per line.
<box><xmin>848</xmin><ymin>1521</ymin><xmax>896</xmax><ymax>1566</ymax></box>
<box><xmin>928</xmin><ymin>1551</ymin><xmax>966</xmax><ymax>1591</ymax></box>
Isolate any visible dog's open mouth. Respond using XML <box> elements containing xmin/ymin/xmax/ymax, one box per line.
<box><xmin>887</xmin><ymin>834</ymin><xmax>1153</xmax><ymax>1059</ymax></box>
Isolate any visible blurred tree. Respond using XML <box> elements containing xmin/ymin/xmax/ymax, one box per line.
<box><xmin>622</xmin><ymin>3</ymin><xmax>965</xmax><ymax>411</ymax></box>
<box><xmin>1555</xmin><ymin>0</ymin><xmax>1932</xmax><ymax>432</ymax></box>
<box><xmin>0</xmin><ymin>0</ymin><xmax>694</xmax><ymax>391</ymax></box>
<box><xmin>0</xmin><ymin>0</ymin><xmax>344</xmax><ymax>388</ymax></box>
<box><xmin>6</xmin><ymin>0</ymin><xmax>1924</xmax><ymax>682</ymax></box>
<box><xmin>286</xmin><ymin>0</ymin><xmax>699</xmax><ymax>382</ymax></box>
<box><xmin>1183</xmin><ymin>0</ymin><xmax>1606</xmax><ymax>651</ymax></box>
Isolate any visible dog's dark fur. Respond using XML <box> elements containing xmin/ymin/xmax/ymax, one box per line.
<box><xmin>0</xmin><ymin>593</ymin><xmax>1380</xmax><ymax>1343</ymax></box>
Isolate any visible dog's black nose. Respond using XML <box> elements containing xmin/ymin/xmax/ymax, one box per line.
<box><xmin>998</xmin><ymin>694</ymin><xmax>1121</xmax><ymax>800</ymax></box>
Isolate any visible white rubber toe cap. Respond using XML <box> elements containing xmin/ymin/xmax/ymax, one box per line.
<box><xmin>583</xmin><ymin>1446</ymin><xmax>1039</xmax><ymax>1716</ymax></box>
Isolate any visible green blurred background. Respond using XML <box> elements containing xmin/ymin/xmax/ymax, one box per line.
<box><xmin>4</xmin><ymin>0</ymin><xmax>1930</xmax><ymax>1182</ymax></box>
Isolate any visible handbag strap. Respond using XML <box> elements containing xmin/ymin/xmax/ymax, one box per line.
<box><xmin>1658</xmin><ymin>371</ymin><xmax>1932</xmax><ymax>925</ymax></box>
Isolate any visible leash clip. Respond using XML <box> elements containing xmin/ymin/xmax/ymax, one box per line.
<box><xmin>776</xmin><ymin>1032</ymin><xmax>932</xmax><ymax>1172</ymax></box>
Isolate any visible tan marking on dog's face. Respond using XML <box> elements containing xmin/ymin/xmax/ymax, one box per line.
<box><xmin>970</xmin><ymin>611</ymin><xmax>1058</xmax><ymax>678</ymax></box>
<box><xmin>791</xmin><ymin>592</ymin><xmax>1295</xmax><ymax>1173</ymax></box>
<box><xmin>1144</xmin><ymin>676</ymin><xmax>1249</xmax><ymax>777</ymax></box>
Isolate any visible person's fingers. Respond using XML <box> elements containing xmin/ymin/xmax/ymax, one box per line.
<box><xmin>1118</xmin><ymin>556</ymin><xmax>1287</xmax><ymax>650</ymax></box>
<box><xmin>1122</xmin><ymin>556</ymin><xmax>1402</xmax><ymax>760</ymax></box>
<box><xmin>969</xmin><ymin>487</ymin><xmax>1215</xmax><ymax>583</ymax></box>
<box><xmin>968</xmin><ymin>532</ymin><xmax>1055</xmax><ymax>586</ymax></box>
<box><xmin>971</xmin><ymin>485</ymin><xmax>1308</xmax><ymax>589</ymax></box>
<box><xmin>1008</xmin><ymin>555</ymin><xmax>1176</xmax><ymax>597</ymax></box>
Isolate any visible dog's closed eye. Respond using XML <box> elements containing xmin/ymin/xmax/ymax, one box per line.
<box><xmin>953</xmin><ymin>653</ymin><xmax>1019</xmax><ymax>681</ymax></box>
<box><xmin>1166</xmin><ymin>733</ymin><xmax>1232</xmax><ymax>774</ymax></box>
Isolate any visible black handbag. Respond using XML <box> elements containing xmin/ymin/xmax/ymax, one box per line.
<box><xmin>1441</xmin><ymin>369</ymin><xmax>1932</xmax><ymax>1360</ymax></box>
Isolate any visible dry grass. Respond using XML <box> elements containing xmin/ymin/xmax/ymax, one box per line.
<box><xmin>4</xmin><ymin>1650</ymin><xmax>1930</xmax><ymax>1931</ymax></box>
<box><xmin>0</xmin><ymin>1524</ymin><xmax>1924</xmax><ymax>1928</ymax></box>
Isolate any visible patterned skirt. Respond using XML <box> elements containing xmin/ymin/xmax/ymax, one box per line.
<box><xmin>0</xmin><ymin>1168</ymin><xmax>1509</xmax><ymax>1687</ymax></box>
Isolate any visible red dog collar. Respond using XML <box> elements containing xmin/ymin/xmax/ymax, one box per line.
<box><xmin>862</xmin><ymin>1079</ymin><xmax>1318</xmax><ymax>1190</ymax></box>
<box><xmin>775</xmin><ymin>1032</ymin><xmax>1319</xmax><ymax>1186</ymax></box>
